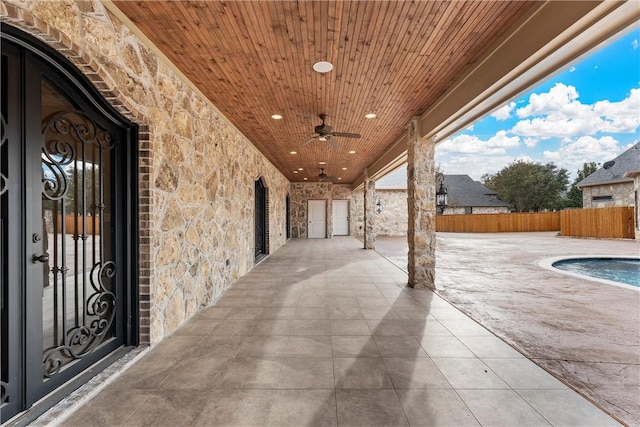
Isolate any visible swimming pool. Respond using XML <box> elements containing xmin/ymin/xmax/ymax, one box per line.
<box><xmin>538</xmin><ymin>256</ymin><xmax>640</xmax><ymax>291</ymax></box>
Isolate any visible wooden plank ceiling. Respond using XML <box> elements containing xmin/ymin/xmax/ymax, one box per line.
<box><xmin>113</xmin><ymin>1</ymin><xmax>538</xmax><ymax>184</ymax></box>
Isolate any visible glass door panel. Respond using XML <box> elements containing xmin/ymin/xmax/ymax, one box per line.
<box><xmin>40</xmin><ymin>80</ymin><xmax>117</xmax><ymax>379</ymax></box>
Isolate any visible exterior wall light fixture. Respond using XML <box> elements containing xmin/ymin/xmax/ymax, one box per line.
<box><xmin>436</xmin><ymin>173</ymin><xmax>448</xmax><ymax>215</ymax></box>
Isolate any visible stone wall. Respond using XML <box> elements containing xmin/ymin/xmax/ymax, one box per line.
<box><xmin>290</xmin><ymin>183</ymin><xmax>357</xmax><ymax>238</ymax></box>
<box><xmin>375</xmin><ymin>190</ymin><xmax>510</xmax><ymax>235</ymax></box>
<box><xmin>351</xmin><ymin>188</ymin><xmax>365</xmax><ymax>238</ymax></box>
<box><xmin>581</xmin><ymin>182</ymin><xmax>635</xmax><ymax>208</ymax></box>
<box><xmin>363</xmin><ymin>180</ymin><xmax>377</xmax><ymax>249</ymax></box>
<box><xmin>377</xmin><ymin>190</ymin><xmax>408</xmax><ymax>236</ymax></box>
<box><xmin>2</xmin><ymin>0</ymin><xmax>290</xmax><ymax>343</ymax></box>
<box><xmin>290</xmin><ymin>183</ymin><xmax>331</xmax><ymax>238</ymax></box>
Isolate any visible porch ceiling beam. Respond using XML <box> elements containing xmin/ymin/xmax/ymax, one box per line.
<box><xmin>353</xmin><ymin>0</ymin><xmax>639</xmax><ymax>191</ymax></box>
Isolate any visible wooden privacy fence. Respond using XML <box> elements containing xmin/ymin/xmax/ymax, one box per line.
<box><xmin>560</xmin><ymin>206</ymin><xmax>635</xmax><ymax>239</ymax></box>
<box><xmin>435</xmin><ymin>207</ymin><xmax>636</xmax><ymax>239</ymax></box>
<box><xmin>436</xmin><ymin>212</ymin><xmax>560</xmax><ymax>233</ymax></box>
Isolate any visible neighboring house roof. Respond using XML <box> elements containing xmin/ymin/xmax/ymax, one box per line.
<box><xmin>376</xmin><ymin>165</ymin><xmax>510</xmax><ymax>208</ymax></box>
<box><xmin>442</xmin><ymin>175</ymin><xmax>510</xmax><ymax>208</ymax></box>
<box><xmin>577</xmin><ymin>142</ymin><xmax>640</xmax><ymax>188</ymax></box>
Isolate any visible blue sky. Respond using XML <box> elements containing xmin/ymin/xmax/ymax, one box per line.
<box><xmin>436</xmin><ymin>27</ymin><xmax>640</xmax><ymax>181</ymax></box>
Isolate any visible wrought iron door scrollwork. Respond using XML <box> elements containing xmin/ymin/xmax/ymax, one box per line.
<box><xmin>0</xmin><ymin>381</ymin><xmax>7</xmax><ymax>404</ymax></box>
<box><xmin>43</xmin><ymin>261</ymin><xmax>117</xmax><ymax>378</ymax></box>
<box><xmin>41</xmin><ymin>110</ymin><xmax>114</xmax><ymax>201</ymax></box>
<box><xmin>1</xmin><ymin>114</ymin><xmax>7</xmax><ymax>196</ymax></box>
<box><xmin>40</xmin><ymin>109</ymin><xmax>117</xmax><ymax>379</ymax></box>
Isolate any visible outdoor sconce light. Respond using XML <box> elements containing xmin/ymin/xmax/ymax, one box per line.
<box><xmin>376</xmin><ymin>197</ymin><xmax>382</xmax><ymax>214</ymax></box>
<box><xmin>436</xmin><ymin>173</ymin><xmax>448</xmax><ymax>215</ymax></box>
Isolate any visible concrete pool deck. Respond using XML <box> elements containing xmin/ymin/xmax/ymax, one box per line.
<box><xmin>376</xmin><ymin>232</ymin><xmax>640</xmax><ymax>426</ymax></box>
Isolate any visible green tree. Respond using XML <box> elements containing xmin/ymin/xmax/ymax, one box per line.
<box><xmin>565</xmin><ymin>162</ymin><xmax>598</xmax><ymax>208</ymax></box>
<box><xmin>482</xmin><ymin>160</ymin><xmax>569</xmax><ymax>212</ymax></box>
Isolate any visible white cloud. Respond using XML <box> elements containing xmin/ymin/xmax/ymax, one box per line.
<box><xmin>512</xmin><ymin>84</ymin><xmax>640</xmax><ymax>139</ymax></box>
<box><xmin>491</xmin><ymin>102</ymin><xmax>516</xmax><ymax>121</ymax></box>
<box><xmin>569</xmin><ymin>66</ymin><xmax>576</xmax><ymax>72</ymax></box>
<box><xmin>487</xmin><ymin>130</ymin><xmax>520</xmax><ymax>149</ymax></box>
<box><xmin>542</xmin><ymin>135</ymin><xmax>627</xmax><ymax>175</ymax></box>
<box><xmin>543</xmin><ymin>150</ymin><xmax>560</xmax><ymax>161</ymax></box>
<box><xmin>436</xmin><ymin>131</ymin><xmax>520</xmax><ymax>156</ymax></box>
<box><xmin>592</xmin><ymin>88</ymin><xmax>640</xmax><ymax>133</ymax></box>
<box><xmin>516</xmin><ymin>83</ymin><xmax>584</xmax><ymax>118</ymax></box>
<box><xmin>632</xmin><ymin>39</ymin><xmax>638</xmax><ymax>50</ymax></box>
<box><xmin>435</xmin><ymin>152</ymin><xmax>514</xmax><ymax>181</ymax></box>
<box><xmin>436</xmin><ymin>131</ymin><xmax>521</xmax><ymax>180</ymax></box>
<box><xmin>524</xmin><ymin>137</ymin><xmax>539</xmax><ymax>148</ymax></box>
<box><xmin>514</xmin><ymin>154</ymin><xmax>534</xmax><ymax>163</ymax></box>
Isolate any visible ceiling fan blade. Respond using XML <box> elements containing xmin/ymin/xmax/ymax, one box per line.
<box><xmin>299</xmin><ymin>135</ymin><xmax>318</xmax><ymax>147</ymax></box>
<box><xmin>326</xmin><ymin>139</ymin><xmax>340</xmax><ymax>149</ymax></box>
<box><xmin>332</xmin><ymin>132</ymin><xmax>361</xmax><ymax>138</ymax></box>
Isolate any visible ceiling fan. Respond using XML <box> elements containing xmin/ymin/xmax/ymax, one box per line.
<box><xmin>317</xmin><ymin>168</ymin><xmax>336</xmax><ymax>182</ymax></box>
<box><xmin>299</xmin><ymin>113</ymin><xmax>361</xmax><ymax>149</ymax></box>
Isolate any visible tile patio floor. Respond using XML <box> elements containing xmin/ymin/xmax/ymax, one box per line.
<box><xmin>57</xmin><ymin>237</ymin><xmax>620</xmax><ymax>426</ymax></box>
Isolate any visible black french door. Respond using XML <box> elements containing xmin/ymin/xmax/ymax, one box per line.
<box><xmin>286</xmin><ymin>194</ymin><xmax>291</xmax><ymax>239</ymax></box>
<box><xmin>1</xmin><ymin>27</ymin><xmax>138</xmax><ymax>423</ymax></box>
<box><xmin>255</xmin><ymin>178</ymin><xmax>267</xmax><ymax>259</ymax></box>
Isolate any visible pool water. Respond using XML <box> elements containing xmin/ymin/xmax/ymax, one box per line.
<box><xmin>552</xmin><ymin>258</ymin><xmax>640</xmax><ymax>287</ymax></box>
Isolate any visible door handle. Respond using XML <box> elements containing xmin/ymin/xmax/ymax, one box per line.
<box><xmin>32</xmin><ymin>253</ymin><xmax>49</xmax><ymax>263</ymax></box>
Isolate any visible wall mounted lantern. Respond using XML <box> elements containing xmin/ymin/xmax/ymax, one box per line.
<box><xmin>375</xmin><ymin>197</ymin><xmax>382</xmax><ymax>214</ymax></box>
<box><xmin>436</xmin><ymin>173</ymin><xmax>448</xmax><ymax>215</ymax></box>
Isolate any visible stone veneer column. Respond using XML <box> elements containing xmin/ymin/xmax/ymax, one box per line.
<box><xmin>363</xmin><ymin>177</ymin><xmax>377</xmax><ymax>249</ymax></box>
<box><xmin>406</xmin><ymin>119</ymin><xmax>436</xmax><ymax>289</ymax></box>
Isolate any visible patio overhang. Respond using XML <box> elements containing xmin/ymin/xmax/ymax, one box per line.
<box><xmin>352</xmin><ymin>0</ymin><xmax>639</xmax><ymax>189</ymax></box>
<box><xmin>104</xmin><ymin>1</ymin><xmax>638</xmax><ymax>190</ymax></box>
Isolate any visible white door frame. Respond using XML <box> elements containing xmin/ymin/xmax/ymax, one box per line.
<box><xmin>332</xmin><ymin>200</ymin><xmax>349</xmax><ymax>236</ymax></box>
<box><xmin>308</xmin><ymin>200</ymin><xmax>327</xmax><ymax>238</ymax></box>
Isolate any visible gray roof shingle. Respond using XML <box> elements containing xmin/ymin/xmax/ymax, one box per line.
<box><xmin>577</xmin><ymin>142</ymin><xmax>640</xmax><ymax>187</ymax></box>
<box><xmin>441</xmin><ymin>175</ymin><xmax>510</xmax><ymax>208</ymax></box>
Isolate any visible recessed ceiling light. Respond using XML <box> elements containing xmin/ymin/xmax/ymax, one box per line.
<box><xmin>271</xmin><ymin>114</ymin><xmax>283</xmax><ymax>120</ymax></box>
<box><xmin>304</xmin><ymin>177</ymin><xmax>308</xmax><ymax>181</ymax></box>
<box><xmin>293</xmin><ymin>171</ymin><xmax>298</xmax><ymax>174</ymax></box>
<box><xmin>342</xmin><ymin>167</ymin><xmax>347</xmax><ymax>170</ymax></box>
<box><xmin>348</xmin><ymin>151</ymin><xmax>356</xmax><ymax>154</ymax></box>
<box><xmin>319</xmin><ymin>161</ymin><xmax>327</xmax><ymax>165</ymax></box>
<box><xmin>313</xmin><ymin>61</ymin><xmax>333</xmax><ymax>73</ymax></box>
<box><xmin>338</xmin><ymin>177</ymin><xmax>342</xmax><ymax>180</ymax></box>
<box><xmin>298</xmin><ymin>167</ymin><xmax>304</xmax><ymax>171</ymax></box>
<box><xmin>290</xmin><ymin>151</ymin><xmax>297</xmax><ymax>154</ymax></box>
<box><xmin>365</xmin><ymin>113</ymin><xmax>377</xmax><ymax>119</ymax></box>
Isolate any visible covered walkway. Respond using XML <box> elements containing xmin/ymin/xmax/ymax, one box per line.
<box><xmin>55</xmin><ymin>237</ymin><xmax>618</xmax><ymax>426</ymax></box>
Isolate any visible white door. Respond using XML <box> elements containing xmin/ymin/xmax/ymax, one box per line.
<box><xmin>308</xmin><ymin>200</ymin><xmax>327</xmax><ymax>238</ymax></box>
<box><xmin>333</xmin><ymin>200</ymin><xmax>349</xmax><ymax>236</ymax></box>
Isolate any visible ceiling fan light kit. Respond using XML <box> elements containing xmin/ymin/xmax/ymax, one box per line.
<box><xmin>299</xmin><ymin>114</ymin><xmax>361</xmax><ymax>151</ymax></box>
